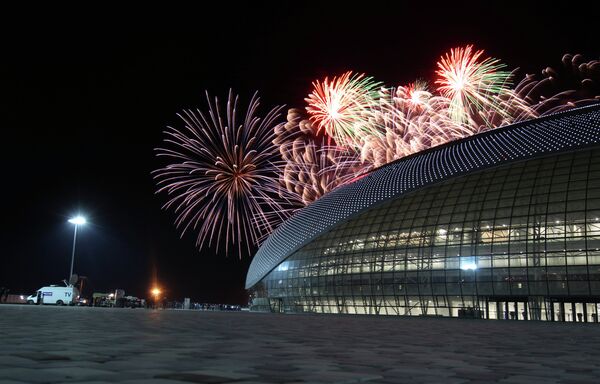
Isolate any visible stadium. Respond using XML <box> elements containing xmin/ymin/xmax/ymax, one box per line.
<box><xmin>246</xmin><ymin>104</ymin><xmax>600</xmax><ymax>322</ymax></box>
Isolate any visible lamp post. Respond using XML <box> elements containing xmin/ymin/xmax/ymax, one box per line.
<box><xmin>67</xmin><ymin>216</ymin><xmax>86</xmax><ymax>284</ymax></box>
<box><xmin>151</xmin><ymin>287</ymin><xmax>161</xmax><ymax>309</ymax></box>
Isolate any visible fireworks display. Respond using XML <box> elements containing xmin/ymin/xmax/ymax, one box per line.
<box><xmin>155</xmin><ymin>47</ymin><xmax>599</xmax><ymax>254</ymax></box>
<box><xmin>435</xmin><ymin>45</ymin><xmax>515</xmax><ymax>126</ymax></box>
<box><xmin>514</xmin><ymin>54</ymin><xmax>600</xmax><ymax>115</ymax></box>
<box><xmin>305</xmin><ymin>71</ymin><xmax>383</xmax><ymax>148</ymax></box>
<box><xmin>361</xmin><ymin>84</ymin><xmax>469</xmax><ymax>167</ymax></box>
<box><xmin>275</xmin><ymin>109</ymin><xmax>362</xmax><ymax>205</ymax></box>
<box><xmin>153</xmin><ymin>90</ymin><xmax>290</xmax><ymax>255</ymax></box>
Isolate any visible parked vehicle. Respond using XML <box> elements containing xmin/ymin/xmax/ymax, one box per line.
<box><xmin>92</xmin><ymin>289</ymin><xmax>127</xmax><ymax>307</ymax></box>
<box><xmin>26</xmin><ymin>285</ymin><xmax>80</xmax><ymax>306</ymax></box>
<box><xmin>75</xmin><ymin>297</ymin><xmax>89</xmax><ymax>306</ymax></box>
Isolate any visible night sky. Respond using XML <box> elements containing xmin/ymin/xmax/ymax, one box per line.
<box><xmin>1</xmin><ymin>4</ymin><xmax>597</xmax><ymax>304</ymax></box>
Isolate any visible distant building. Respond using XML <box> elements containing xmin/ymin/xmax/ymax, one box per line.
<box><xmin>247</xmin><ymin>104</ymin><xmax>600</xmax><ymax>322</ymax></box>
<box><xmin>3</xmin><ymin>294</ymin><xmax>27</xmax><ymax>304</ymax></box>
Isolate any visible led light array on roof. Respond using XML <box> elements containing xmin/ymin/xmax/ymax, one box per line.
<box><xmin>246</xmin><ymin>104</ymin><xmax>600</xmax><ymax>289</ymax></box>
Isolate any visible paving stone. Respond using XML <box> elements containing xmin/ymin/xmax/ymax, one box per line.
<box><xmin>70</xmin><ymin>382</ymin><xmax>116</xmax><ymax>384</ymax></box>
<box><xmin>2</xmin><ymin>304</ymin><xmax>600</xmax><ymax>383</ymax></box>
<box><xmin>498</xmin><ymin>375</ymin><xmax>560</xmax><ymax>384</ymax></box>
<box><xmin>39</xmin><ymin>367</ymin><xmax>118</xmax><ymax>381</ymax></box>
<box><xmin>0</xmin><ymin>367</ymin><xmax>66</xmax><ymax>383</ymax></box>
<box><xmin>120</xmin><ymin>380</ymin><xmax>191</xmax><ymax>384</ymax></box>
<box><xmin>155</xmin><ymin>372</ymin><xmax>241</xmax><ymax>383</ymax></box>
<box><xmin>182</xmin><ymin>370</ymin><xmax>259</xmax><ymax>380</ymax></box>
<box><xmin>233</xmin><ymin>382</ymin><xmax>274</xmax><ymax>384</ymax></box>
<box><xmin>0</xmin><ymin>380</ymin><xmax>31</xmax><ymax>384</ymax></box>
<box><xmin>13</xmin><ymin>352</ymin><xmax>71</xmax><ymax>361</ymax></box>
<box><xmin>0</xmin><ymin>355</ymin><xmax>39</xmax><ymax>368</ymax></box>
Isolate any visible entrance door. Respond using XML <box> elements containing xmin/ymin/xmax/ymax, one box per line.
<box><xmin>486</xmin><ymin>299</ymin><xmax>528</xmax><ymax>320</ymax></box>
<box><xmin>485</xmin><ymin>300</ymin><xmax>507</xmax><ymax>320</ymax></box>
<box><xmin>269</xmin><ymin>298</ymin><xmax>284</xmax><ymax>313</ymax></box>
<box><xmin>550</xmin><ymin>301</ymin><xmax>596</xmax><ymax>323</ymax></box>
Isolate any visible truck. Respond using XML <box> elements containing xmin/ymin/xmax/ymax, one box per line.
<box><xmin>26</xmin><ymin>285</ymin><xmax>80</xmax><ymax>306</ymax></box>
<box><xmin>92</xmin><ymin>289</ymin><xmax>134</xmax><ymax>307</ymax></box>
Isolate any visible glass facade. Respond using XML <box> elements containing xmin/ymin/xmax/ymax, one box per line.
<box><xmin>253</xmin><ymin>148</ymin><xmax>600</xmax><ymax>322</ymax></box>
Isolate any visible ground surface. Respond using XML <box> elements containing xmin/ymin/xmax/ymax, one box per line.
<box><xmin>1</xmin><ymin>305</ymin><xmax>600</xmax><ymax>383</ymax></box>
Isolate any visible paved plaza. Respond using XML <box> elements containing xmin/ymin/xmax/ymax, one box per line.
<box><xmin>1</xmin><ymin>305</ymin><xmax>600</xmax><ymax>383</ymax></box>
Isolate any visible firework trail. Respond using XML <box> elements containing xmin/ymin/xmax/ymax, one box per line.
<box><xmin>345</xmin><ymin>47</ymin><xmax>540</xmax><ymax>168</ymax></box>
<box><xmin>305</xmin><ymin>71</ymin><xmax>383</xmax><ymax>148</ymax></box>
<box><xmin>154</xmin><ymin>48</ymin><xmax>599</xmax><ymax>252</ymax></box>
<box><xmin>153</xmin><ymin>90</ymin><xmax>290</xmax><ymax>255</ymax></box>
<box><xmin>275</xmin><ymin>108</ymin><xmax>362</xmax><ymax>205</ymax></box>
<box><xmin>291</xmin><ymin>47</ymin><xmax>543</xmax><ymax>195</ymax></box>
<box><xmin>361</xmin><ymin>83</ymin><xmax>470</xmax><ymax>167</ymax></box>
<box><xmin>294</xmin><ymin>47</ymin><xmax>596</xmax><ymax>197</ymax></box>
<box><xmin>514</xmin><ymin>54</ymin><xmax>600</xmax><ymax>115</ymax></box>
<box><xmin>435</xmin><ymin>45</ymin><xmax>517</xmax><ymax>127</ymax></box>
<box><xmin>298</xmin><ymin>47</ymin><xmax>541</xmax><ymax>175</ymax></box>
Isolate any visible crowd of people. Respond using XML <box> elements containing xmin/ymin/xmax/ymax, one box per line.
<box><xmin>153</xmin><ymin>300</ymin><xmax>243</xmax><ymax>311</ymax></box>
<box><xmin>192</xmin><ymin>303</ymin><xmax>242</xmax><ymax>311</ymax></box>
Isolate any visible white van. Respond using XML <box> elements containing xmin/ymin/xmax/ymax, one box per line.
<box><xmin>26</xmin><ymin>285</ymin><xmax>80</xmax><ymax>306</ymax></box>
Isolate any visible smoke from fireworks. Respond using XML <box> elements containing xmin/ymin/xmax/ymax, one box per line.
<box><xmin>154</xmin><ymin>90</ymin><xmax>290</xmax><ymax>255</ymax></box>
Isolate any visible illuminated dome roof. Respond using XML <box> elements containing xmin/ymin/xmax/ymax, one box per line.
<box><xmin>246</xmin><ymin>104</ymin><xmax>600</xmax><ymax>288</ymax></box>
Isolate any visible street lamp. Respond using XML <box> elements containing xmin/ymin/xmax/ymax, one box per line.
<box><xmin>68</xmin><ymin>215</ymin><xmax>86</xmax><ymax>284</ymax></box>
<box><xmin>151</xmin><ymin>287</ymin><xmax>161</xmax><ymax>309</ymax></box>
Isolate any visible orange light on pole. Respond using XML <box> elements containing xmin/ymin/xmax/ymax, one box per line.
<box><xmin>151</xmin><ymin>287</ymin><xmax>162</xmax><ymax>309</ymax></box>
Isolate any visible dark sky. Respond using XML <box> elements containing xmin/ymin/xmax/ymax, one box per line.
<box><xmin>0</xmin><ymin>3</ymin><xmax>597</xmax><ymax>304</ymax></box>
